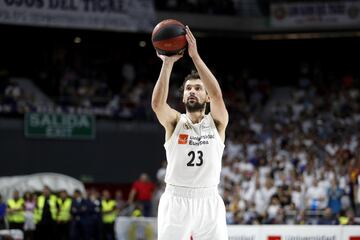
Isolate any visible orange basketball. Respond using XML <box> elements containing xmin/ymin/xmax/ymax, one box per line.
<box><xmin>151</xmin><ymin>19</ymin><xmax>187</xmax><ymax>56</ymax></box>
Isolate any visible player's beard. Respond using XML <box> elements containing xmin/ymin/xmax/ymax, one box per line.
<box><xmin>185</xmin><ymin>101</ymin><xmax>206</xmax><ymax>113</ymax></box>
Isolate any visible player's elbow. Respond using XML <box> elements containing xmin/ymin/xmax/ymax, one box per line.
<box><xmin>151</xmin><ymin>99</ymin><xmax>165</xmax><ymax>112</ymax></box>
<box><xmin>151</xmin><ymin>100</ymin><xmax>161</xmax><ymax>111</ymax></box>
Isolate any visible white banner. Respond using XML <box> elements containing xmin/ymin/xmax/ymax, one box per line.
<box><xmin>114</xmin><ymin>218</ymin><xmax>360</xmax><ymax>240</ymax></box>
<box><xmin>228</xmin><ymin>225</ymin><xmax>360</xmax><ymax>240</ymax></box>
<box><xmin>270</xmin><ymin>1</ymin><xmax>360</xmax><ymax>28</ymax></box>
<box><xmin>259</xmin><ymin>225</ymin><xmax>340</xmax><ymax>240</ymax></box>
<box><xmin>341</xmin><ymin>226</ymin><xmax>360</xmax><ymax>240</ymax></box>
<box><xmin>228</xmin><ymin>225</ymin><xmax>261</xmax><ymax>240</ymax></box>
<box><xmin>115</xmin><ymin>217</ymin><xmax>157</xmax><ymax>240</ymax></box>
<box><xmin>0</xmin><ymin>0</ymin><xmax>155</xmax><ymax>32</ymax></box>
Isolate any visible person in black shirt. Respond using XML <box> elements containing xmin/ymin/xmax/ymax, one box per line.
<box><xmin>70</xmin><ymin>189</ymin><xmax>90</xmax><ymax>240</ymax></box>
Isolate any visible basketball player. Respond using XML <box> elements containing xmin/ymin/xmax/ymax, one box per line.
<box><xmin>151</xmin><ymin>26</ymin><xmax>229</xmax><ymax>240</ymax></box>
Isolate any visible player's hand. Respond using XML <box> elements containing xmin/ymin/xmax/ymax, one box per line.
<box><xmin>185</xmin><ymin>26</ymin><xmax>199</xmax><ymax>59</ymax></box>
<box><xmin>156</xmin><ymin>51</ymin><xmax>183</xmax><ymax>63</ymax></box>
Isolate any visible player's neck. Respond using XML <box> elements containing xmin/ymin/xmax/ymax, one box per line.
<box><xmin>186</xmin><ymin>111</ymin><xmax>205</xmax><ymax>124</ymax></box>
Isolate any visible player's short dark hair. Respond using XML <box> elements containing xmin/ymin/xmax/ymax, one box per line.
<box><xmin>184</xmin><ymin>70</ymin><xmax>200</xmax><ymax>82</ymax></box>
<box><xmin>179</xmin><ymin>70</ymin><xmax>201</xmax><ymax>93</ymax></box>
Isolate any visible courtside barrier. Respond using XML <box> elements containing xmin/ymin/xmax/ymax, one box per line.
<box><xmin>115</xmin><ymin>217</ymin><xmax>360</xmax><ymax>240</ymax></box>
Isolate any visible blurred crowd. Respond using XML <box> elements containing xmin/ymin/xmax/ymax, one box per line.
<box><xmin>219</xmin><ymin>81</ymin><xmax>360</xmax><ymax>225</ymax></box>
<box><xmin>0</xmin><ymin>173</ymin><xmax>157</xmax><ymax>240</ymax></box>
<box><xmin>155</xmin><ymin>65</ymin><xmax>360</xmax><ymax>225</ymax></box>
<box><xmin>0</xmin><ymin>48</ymin><xmax>155</xmax><ymax>121</ymax></box>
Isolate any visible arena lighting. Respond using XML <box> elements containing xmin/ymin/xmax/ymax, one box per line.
<box><xmin>252</xmin><ymin>31</ymin><xmax>360</xmax><ymax>40</ymax></box>
<box><xmin>74</xmin><ymin>36</ymin><xmax>82</xmax><ymax>44</ymax></box>
<box><xmin>139</xmin><ymin>40</ymin><xmax>146</xmax><ymax>47</ymax></box>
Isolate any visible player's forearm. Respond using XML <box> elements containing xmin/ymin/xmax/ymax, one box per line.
<box><xmin>192</xmin><ymin>56</ymin><xmax>223</xmax><ymax>100</ymax></box>
<box><xmin>151</xmin><ymin>61</ymin><xmax>174</xmax><ymax>109</ymax></box>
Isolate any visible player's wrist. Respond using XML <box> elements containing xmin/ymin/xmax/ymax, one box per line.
<box><xmin>163</xmin><ymin>59</ymin><xmax>175</xmax><ymax>66</ymax></box>
<box><xmin>190</xmin><ymin>53</ymin><xmax>201</xmax><ymax>62</ymax></box>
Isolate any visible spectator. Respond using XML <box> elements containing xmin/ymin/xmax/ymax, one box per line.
<box><xmin>327</xmin><ymin>179</ymin><xmax>343</xmax><ymax>216</ymax></box>
<box><xmin>70</xmin><ymin>189</ymin><xmax>90</xmax><ymax>240</ymax></box>
<box><xmin>0</xmin><ymin>194</ymin><xmax>7</xmax><ymax>230</ymax></box>
<box><xmin>261</xmin><ymin>177</ymin><xmax>277</xmax><ymax>209</ymax></box>
<box><xmin>317</xmin><ymin>207</ymin><xmax>338</xmax><ymax>225</ymax></box>
<box><xmin>266</xmin><ymin>196</ymin><xmax>281</xmax><ymax>223</ymax></box>
<box><xmin>4</xmin><ymin>79</ymin><xmax>21</xmax><ymax>105</ymax></box>
<box><xmin>291</xmin><ymin>183</ymin><xmax>305</xmax><ymax>210</ymax></box>
<box><xmin>305</xmin><ymin>179</ymin><xmax>327</xmax><ymax>211</ymax></box>
<box><xmin>114</xmin><ymin>190</ymin><xmax>126</xmax><ymax>216</ymax></box>
<box><xmin>23</xmin><ymin>191</ymin><xmax>36</xmax><ymax>240</ymax></box>
<box><xmin>87</xmin><ymin>189</ymin><xmax>102</xmax><ymax>240</ymax></box>
<box><xmin>128</xmin><ymin>173</ymin><xmax>156</xmax><ymax>217</ymax></box>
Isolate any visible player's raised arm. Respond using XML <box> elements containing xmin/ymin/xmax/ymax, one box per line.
<box><xmin>185</xmin><ymin>26</ymin><xmax>229</xmax><ymax>139</ymax></box>
<box><xmin>151</xmin><ymin>52</ymin><xmax>182</xmax><ymax>138</ymax></box>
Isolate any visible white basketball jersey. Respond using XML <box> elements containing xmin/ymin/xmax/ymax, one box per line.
<box><xmin>164</xmin><ymin>114</ymin><xmax>225</xmax><ymax>188</ymax></box>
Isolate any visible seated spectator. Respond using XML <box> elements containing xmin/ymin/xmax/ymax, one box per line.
<box><xmin>327</xmin><ymin>179</ymin><xmax>343</xmax><ymax>216</ymax></box>
<box><xmin>339</xmin><ymin>209</ymin><xmax>356</xmax><ymax>225</ymax></box>
<box><xmin>306</xmin><ymin>179</ymin><xmax>327</xmax><ymax>211</ymax></box>
<box><xmin>317</xmin><ymin>207</ymin><xmax>338</xmax><ymax>225</ymax></box>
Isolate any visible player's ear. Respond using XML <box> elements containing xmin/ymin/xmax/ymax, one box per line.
<box><xmin>206</xmin><ymin>95</ymin><xmax>210</xmax><ymax>103</ymax></box>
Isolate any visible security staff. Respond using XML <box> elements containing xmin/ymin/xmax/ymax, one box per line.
<box><xmin>7</xmin><ymin>190</ymin><xmax>25</xmax><ymax>230</ymax></box>
<box><xmin>57</xmin><ymin>190</ymin><xmax>72</xmax><ymax>240</ymax></box>
<box><xmin>35</xmin><ymin>185</ymin><xmax>58</xmax><ymax>240</ymax></box>
<box><xmin>101</xmin><ymin>190</ymin><xmax>117</xmax><ymax>240</ymax></box>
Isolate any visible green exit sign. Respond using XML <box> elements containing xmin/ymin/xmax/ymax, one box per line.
<box><xmin>25</xmin><ymin>112</ymin><xmax>96</xmax><ymax>140</ymax></box>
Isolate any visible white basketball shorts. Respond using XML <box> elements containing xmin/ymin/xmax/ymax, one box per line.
<box><xmin>157</xmin><ymin>184</ymin><xmax>228</xmax><ymax>240</ymax></box>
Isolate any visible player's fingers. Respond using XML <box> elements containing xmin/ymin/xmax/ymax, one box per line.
<box><xmin>185</xmin><ymin>34</ymin><xmax>191</xmax><ymax>45</ymax></box>
<box><xmin>185</xmin><ymin>26</ymin><xmax>195</xmax><ymax>41</ymax></box>
<box><xmin>177</xmin><ymin>49</ymin><xmax>185</xmax><ymax>56</ymax></box>
<box><xmin>185</xmin><ymin>34</ymin><xmax>194</xmax><ymax>46</ymax></box>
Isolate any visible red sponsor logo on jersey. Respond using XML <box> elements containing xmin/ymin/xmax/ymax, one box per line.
<box><xmin>350</xmin><ymin>237</ymin><xmax>360</xmax><ymax>240</ymax></box>
<box><xmin>268</xmin><ymin>236</ymin><xmax>281</xmax><ymax>240</ymax></box>
<box><xmin>178</xmin><ymin>134</ymin><xmax>188</xmax><ymax>144</ymax></box>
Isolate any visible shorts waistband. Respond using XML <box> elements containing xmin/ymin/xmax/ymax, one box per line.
<box><xmin>165</xmin><ymin>184</ymin><xmax>218</xmax><ymax>198</ymax></box>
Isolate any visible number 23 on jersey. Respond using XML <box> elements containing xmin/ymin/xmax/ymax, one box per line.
<box><xmin>187</xmin><ymin>150</ymin><xmax>203</xmax><ymax>167</ymax></box>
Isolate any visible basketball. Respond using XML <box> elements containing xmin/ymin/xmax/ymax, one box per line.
<box><xmin>151</xmin><ymin>19</ymin><xmax>187</xmax><ymax>56</ymax></box>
